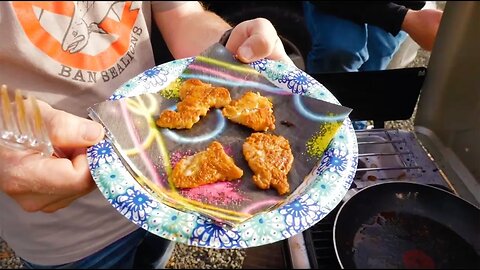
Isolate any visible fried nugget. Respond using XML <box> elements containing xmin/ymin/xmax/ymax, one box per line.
<box><xmin>179</xmin><ymin>79</ymin><xmax>231</xmax><ymax>108</ymax></box>
<box><xmin>178</xmin><ymin>78</ymin><xmax>208</xmax><ymax>100</ymax></box>
<box><xmin>156</xmin><ymin>79</ymin><xmax>231</xmax><ymax>129</ymax></box>
<box><xmin>243</xmin><ymin>133</ymin><xmax>294</xmax><ymax>195</ymax></box>
<box><xmin>171</xmin><ymin>141</ymin><xmax>244</xmax><ymax>189</ymax></box>
<box><xmin>222</xmin><ymin>91</ymin><xmax>276</xmax><ymax>131</ymax></box>
<box><xmin>155</xmin><ymin>109</ymin><xmax>203</xmax><ymax>129</ymax></box>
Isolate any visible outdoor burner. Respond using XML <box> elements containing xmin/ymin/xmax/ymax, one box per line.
<box><xmin>294</xmin><ymin>128</ymin><xmax>454</xmax><ymax>269</ymax></box>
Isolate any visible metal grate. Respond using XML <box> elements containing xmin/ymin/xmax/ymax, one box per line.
<box><xmin>302</xmin><ymin>203</ymin><xmax>342</xmax><ymax>269</ymax></box>
<box><xmin>353</xmin><ymin>128</ymin><xmax>448</xmax><ymax>189</ymax></box>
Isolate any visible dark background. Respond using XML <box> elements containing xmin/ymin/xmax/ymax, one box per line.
<box><xmin>151</xmin><ymin>1</ymin><xmax>310</xmax><ymax>70</ymax></box>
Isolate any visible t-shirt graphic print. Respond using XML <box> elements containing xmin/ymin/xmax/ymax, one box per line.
<box><xmin>12</xmin><ymin>1</ymin><xmax>146</xmax><ymax>83</ymax></box>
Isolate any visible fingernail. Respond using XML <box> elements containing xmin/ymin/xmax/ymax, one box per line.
<box><xmin>82</xmin><ymin>122</ymin><xmax>103</xmax><ymax>142</ymax></box>
<box><xmin>238</xmin><ymin>46</ymin><xmax>253</xmax><ymax>61</ymax></box>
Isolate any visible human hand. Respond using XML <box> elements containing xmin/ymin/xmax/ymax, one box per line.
<box><xmin>402</xmin><ymin>8</ymin><xmax>443</xmax><ymax>51</ymax></box>
<box><xmin>0</xmin><ymin>101</ymin><xmax>104</xmax><ymax>213</ymax></box>
<box><xmin>225</xmin><ymin>18</ymin><xmax>295</xmax><ymax>66</ymax></box>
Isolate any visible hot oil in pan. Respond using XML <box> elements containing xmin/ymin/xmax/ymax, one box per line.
<box><xmin>351</xmin><ymin>212</ymin><xmax>480</xmax><ymax>269</ymax></box>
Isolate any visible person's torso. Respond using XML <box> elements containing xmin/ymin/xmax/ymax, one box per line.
<box><xmin>0</xmin><ymin>1</ymin><xmax>160</xmax><ymax>265</ymax></box>
<box><xmin>0</xmin><ymin>1</ymin><xmax>156</xmax><ymax>116</ymax></box>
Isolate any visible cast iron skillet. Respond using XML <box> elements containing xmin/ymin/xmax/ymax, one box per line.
<box><xmin>333</xmin><ymin>182</ymin><xmax>480</xmax><ymax>269</ymax></box>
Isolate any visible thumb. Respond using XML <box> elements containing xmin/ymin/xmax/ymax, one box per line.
<box><xmin>226</xmin><ymin>18</ymin><xmax>293</xmax><ymax>65</ymax></box>
<box><xmin>38</xmin><ymin>101</ymin><xmax>105</xmax><ymax>148</ymax></box>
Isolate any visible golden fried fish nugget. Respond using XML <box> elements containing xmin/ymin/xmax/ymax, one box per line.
<box><xmin>179</xmin><ymin>79</ymin><xmax>231</xmax><ymax>108</ymax></box>
<box><xmin>156</xmin><ymin>79</ymin><xmax>231</xmax><ymax>129</ymax></box>
<box><xmin>155</xmin><ymin>109</ymin><xmax>203</xmax><ymax>129</ymax></box>
<box><xmin>171</xmin><ymin>141</ymin><xmax>244</xmax><ymax>189</ymax></box>
<box><xmin>243</xmin><ymin>133</ymin><xmax>294</xmax><ymax>195</ymax></box>
<box><xmin>222</xmin><ymin>91</ymin><xmax>275</xmax><ymax>131</ymax></box>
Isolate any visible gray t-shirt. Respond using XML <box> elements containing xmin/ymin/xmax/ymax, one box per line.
<box><xmin>0</xmin><ymin>1</ymin><xmax>185</xmax><ymax>265</ymax></box>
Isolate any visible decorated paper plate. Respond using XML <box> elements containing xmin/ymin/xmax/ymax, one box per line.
<box><xmin>87</xmin><ymin>49</ymin><xmax>358</xmax><ymax>249</ymax></box>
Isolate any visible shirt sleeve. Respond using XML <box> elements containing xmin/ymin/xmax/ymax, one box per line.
<box><xmin>309</xmin><ymin>1</ymin><xmax>425</xmax><ymax>36</ymax></box>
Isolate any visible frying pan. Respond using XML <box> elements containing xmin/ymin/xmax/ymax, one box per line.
<box><xmin>333</xmin><ymin>182</ymin><xmax>480</xmax><ymax>269</ymax></box>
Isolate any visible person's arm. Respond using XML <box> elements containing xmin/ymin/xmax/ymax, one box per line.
<box><xmin>310</xmin><ymin>1</ymin><xmax>427</xmax><ymax>36</ymax></box>
<box><xmin>401</xmin><ymin>8</ymin><xmax>443</xmax><ymax>51</ymax></box>
<box><xmin>152</xmin><ymin>1</ymin><xmax>293</xmax><ymax>65</ymax></box>
<box><xmin>310</xmin><ymin>1</ymin><xmax>442</xmax><ymax>51</ymax></box>
<box><xmin>152</xmin><ymin>2</ymin><xmax>230</xmax><ymax>59</ymax></box>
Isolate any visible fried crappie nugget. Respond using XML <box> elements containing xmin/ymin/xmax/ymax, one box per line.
<box><xmin>243</xmin><ymin>133</ymin><xmax>294</xmax><ymax>195</ymax></box>
<box><xmin>178</xmin><ymin>79</ymin><xmax>231</xmax><ymax>109</ymax></box>
<box><xmin>156</xmin><ymin>79</ymin><xmax>231</xmax><ymax>129</ymax></box>
<box><xmin>222</xmin><ymin>91</ymin><xmax>275</xmax><ymax>131</ymax></box>
<box><xmin>171</xmin><ymin>141</ymin><xmax>244</xmax><ymax>189</ymax></box>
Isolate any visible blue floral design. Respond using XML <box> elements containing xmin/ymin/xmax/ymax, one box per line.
<box><xmin>93</xmin><ymin>163</ymin><xmax>130</xmax><ymax>197</ymax></box>
<box><xmin>112</xmin><ymin>80</ymin><xmax>139</xmax><ymax>98</ymax></box>
<box><xmin>329</xmin><ymin>151</ymin><xmax>348</xmax><ymax>171</ymax></box>
<box><xmin>329</xmin><ymin>127</ymin><xmax>349</xmax><ymax>150</ymax></box>
<box><xmin>316</xmin><ymin>146</ymin><xmax>349</xmax><ymax>175</ymax></box>
<box><xmin>147</xmin><ymin>206</ymin><xmax>196</xmax><ymax>241</ymax></box>
<box><xmin>279</xmin><ymin>194</ymin><xmax>324</xmax><ymax>235</ymax></box>
<box><xmin>249</xmin><ymin>59</ymin><xmax>268</xmax><ymax>71</ymax></box>
<box><xmin>316</xmin><ymin>180</ymin><xmax>334</xmax><ymax>198</ymax></box>
<box><xmin>167</xmin><ymin>58</ymin><xmax>193</xmax><ymax>74</ymax></box>
<box><xmin>331</xmin><ymin>141</ymin><xmax>349</xmax><ymax>156</ymax></box>
<box><xmin>144</xmin><ymin>68</ymin><xmax>160</xmax><ymax>77</ymax></box>
<box><xmin>87</xmin><ymin>140</ymin><xmax>117</xmax><ymax>170</ymax></box>
<box><xmin>190</xmin><ymin>218</ymin><xmax>246</xmax><ymax>248</ymax></box>
<box><xmin>138</xmin><ymin>66</ymin><xmax>169</xmax><ymax>89</ymax></box>
<box><xmin>263</xmin><ymin>61</ymin><xmax>289</xmax><ymax>81</ymax></box>
<box><xmin>238</xmin><ymin>213</ymin><xmax>285</xmax><ymax>245</ymax></box>
<box><xmin>278</xmin><ymin>70</ymin><xmax>316</xmax><ymax>94</ymax></box>
<box><xmin>305</xmin><ymin>86</ymin><xmax>336</xmax><ymax>104</ymax></box>
<box><xmin>315</xmin><ymin>169</ymin><xmax>342</xmax><ymax>195</ymax></box>
<box><xmin>109</xmin><ymin>93</ymin><xmax>125</xmax><ymax>100</ymax></box>
<box><xmin>114</xmin><ymin>187</ymin><xmax>158</xmax><ymax>225</ymax></box>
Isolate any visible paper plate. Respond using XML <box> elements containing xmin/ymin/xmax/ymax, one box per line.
<box><xmin>87</xmin><ymin>57</ymin><xmax>358</xmax><ymax>249</ymax></box>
